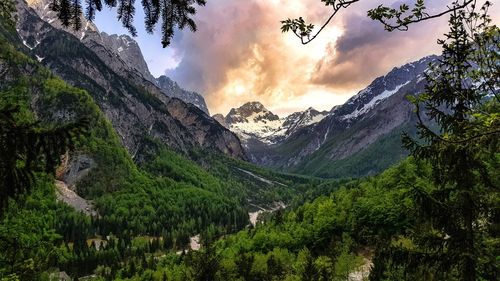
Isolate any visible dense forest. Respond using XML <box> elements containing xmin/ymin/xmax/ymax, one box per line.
<box><xmin>0</xmin><ymin>0</ymin><xmax>499</xmax><ymax>281</ymax></box>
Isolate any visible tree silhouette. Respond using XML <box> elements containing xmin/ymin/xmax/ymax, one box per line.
<box><xmin>281</xmin><ymin>0</ymin><xmax>478</xmax><ymax>45</ymax></box>
<box><xmin>47</xmin><ymin>0</ymin><xmax>206</xmax><ymax>47</ymax></box>
<box><xmin>0</xmin><ymin>105</ymin><xmax>88</xmax><ymax>215</ymax></box>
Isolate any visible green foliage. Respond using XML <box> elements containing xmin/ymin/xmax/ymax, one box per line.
<box><xmin>377</xmin><ymin>6</ymin><xmax>500</xmax><ymax>280</ymax></box>
<box><xmin>0</xmin><ymin>174</ymin><xmax>89</xmax><ymax>280</ymax></box>
<box><xmin>293</xmin><ymin>124</ymin><xmax>414</xmax><ymax>178</ymax></box>
<box><xmin>0</xmin><ymin>0</ymin><xmax>14</xmax><ymax>28</ymax></box>
<box><xmin>0</xmin><ymin>31</ymin><xmax>90</xmax><ymax>214</ymax></box>
<box><xmin>0</xmin><ymin>105</ymin><xmax>87</xmax><ymax>213</ymax></box>
<box><xmin>114</xmin><ymin>159</ymin><xmax>427</xmax><ymax>280</ymax></box>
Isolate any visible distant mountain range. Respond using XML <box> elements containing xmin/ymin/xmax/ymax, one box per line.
<box><xmin>219</xmin><ymin>56</ymin><xmax>436</xmax><ymax>178</ymax></box>
<box><xmin>20</xmin><ymin>0</ymin><xmax>436</xmax><ymax>180</ymax></box>
<box><xmin>213</xmin><ymin>102</ymin><xmax>328</xmax><ymax>145</ymax></box>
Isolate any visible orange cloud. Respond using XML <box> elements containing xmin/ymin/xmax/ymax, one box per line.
<box><xmin>165</xmin><ymin>0</ymin><xmax>500</xmax><ymax>116</ymax></box>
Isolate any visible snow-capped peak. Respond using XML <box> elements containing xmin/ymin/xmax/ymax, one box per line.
<box><xmin>220</xmin><ymin>102</ymin><xmax>328</xmax><ymax>144</ymax></box>
<box><xmin>332</xmin><ymin>55</ymin><xmax>438</xmax><ymax>121</ymax></box>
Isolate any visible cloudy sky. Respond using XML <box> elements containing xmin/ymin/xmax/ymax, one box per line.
<box><xmin>94</xmin><ymin>0</ymin><xmax>499</xmax><ymax>116</ymax></box>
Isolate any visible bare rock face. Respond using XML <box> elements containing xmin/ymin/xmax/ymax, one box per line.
<box><xmin>212</xmin><ymin>114</ymin><xmax>228</xmax><ymax>128</ymax></box>
<box><xmin>156</xmin><ymin>75</ymin><xmax>209</xmax><ymax>115</ymax></box>
<box><xmin>62</xmin><ymin>155</ymin><xmax>95</xmax><ymax>188</ymax></box>
<box><xmin>24</xmin><ymin>0</ymin><xmax>210</xmax><ymax>114</ymax></box>
<box><xmin>16</xmin><ymin>0</ymin><xmax>246</xmax><ymax>160</ymax></box>
<box><xmin>100</xmin><ymin>32</ymin><xmax>156</xmax><ymax>83</ymax></box>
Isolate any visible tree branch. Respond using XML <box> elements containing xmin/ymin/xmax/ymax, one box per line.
<box><xmin>297</xmin><ymin>0</ymin><xmax>359</xmax><ymax>45</ymax></box>
<box><xmin>375</xmin><ymin>0</ymin><xmax>475</xmax><ymax>32</ymax></box>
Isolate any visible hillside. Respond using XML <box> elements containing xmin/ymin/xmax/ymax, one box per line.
<box><xmin>0</xmin><ymin>10</ymin><xmax>322</xmax><ymax>279</ymax></box>
<box><xmin>17</xmin><ymin>0</ymin><xmax>227</xmax><ymax>160</ymax></box>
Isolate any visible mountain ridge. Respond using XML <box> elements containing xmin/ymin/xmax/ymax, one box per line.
<box><xmin>219</xmin><ymin>55</ymin><xmax>437</xmax><ymax>178</ymax></box>
<box><xmin>24</xmin><ymin>0</ymin><xmax>210</xmax><ymax>114</ymax></box>
<box><xmin>214</xmin><ymin>101</ymin><xmax>329</xmax><ymax>146</ymax></box>
<box><xmin>16</xmin><ymin>0</ymin><xmax>244</xmax><ymax>160</ymax></box>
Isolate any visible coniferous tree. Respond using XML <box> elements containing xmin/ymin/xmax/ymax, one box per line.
<box><xmin>47</xmin><ymin>0</ymin><xmax>206</xmax><ymax>47</ymax></box>
<box><xmin>0</xmin><ymin>106</ymin><xmax>88</xmax><ymax>215</ymax></box>
<box><xmin>372</xmin><ymin>3</ymin><xmax>499</xmax><ymax>280</ymax></box>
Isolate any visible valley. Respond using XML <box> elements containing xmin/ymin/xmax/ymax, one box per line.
<box><xmin>0</xmin><ymin>1</ymin><xmax>498</xmax><ymax>281</ymax></box>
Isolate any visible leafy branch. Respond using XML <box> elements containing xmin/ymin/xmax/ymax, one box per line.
<box><xmin>281</xmin><ymin>0</ymin><xmax>478</xmax><ymax>44</ymax></box>
<box><xmin>281</xmin><ymin>0</ymin><xmax>359</xmax><ymax>45</ymax></box>
<box><xmin>46</xmin><ymin>0</ymin><xmax>206</xmax><ymax>47</ymax></box>
<box><xmin>369</xmin><ymin>0</ymin><xmax>475</xmax><ymax>32</ymax></box>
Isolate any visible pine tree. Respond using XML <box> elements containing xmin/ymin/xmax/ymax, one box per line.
<box><xmin>0</xmin><ymin>106</ymin><xmax>87</xmax><ymax>215</ymax></box>
<box><xmin>47</xmin><ymin>0</ymin><xmax>206</xmax><ymax>47</ymax></box>
<box><xmin>372</xmin><ymin>3</ymin><xmax>499</xmax><ymax>280</ymax></box>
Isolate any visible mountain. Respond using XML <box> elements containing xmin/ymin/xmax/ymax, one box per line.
<box><xmin>16</xmin><ymin>0</ymin><xmax>244</xmax><ymax>160</ymax></box>
<box><xmin>99</xmin><ymin>32</ymin><xmax>156</xmax><ymax>83</ymax></box>
<box><xmin>156</xmin><ymin>75</ymin><xmax>209</xmax><ymax>114</ymax></box>
<box><xmin>281</xmin><ymin>107</ymin><xmax>330</xmax><ymax>137</ymax></box>
<box><xmin>229</xmin><ymin>56</ymin><xmax>436</xmax><ymax>178</ymax></box>
<box><xmin>215</xmin><ymin>102</ymin><xmax>328</xmax><ymax>146</ymax></box>
<box><xmin>24</xmin><ymin>0</ymin><xmax>209</xmax><ymax>114</ymax></box>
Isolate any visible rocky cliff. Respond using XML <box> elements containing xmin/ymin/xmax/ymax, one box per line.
<box><xmin>16</xmin><ymin>0</ymin><xmax>245</xmax><ymax>160</ymax></box>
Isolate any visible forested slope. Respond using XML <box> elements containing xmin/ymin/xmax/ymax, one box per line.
<box><xmin>0</xmin><ymin>16</ymin><xmax>320</xmax><ymax>279</ymax></box>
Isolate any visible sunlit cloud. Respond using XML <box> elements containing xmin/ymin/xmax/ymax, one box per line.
<box><xmin>95</xmin><ymin>0</ymin><xmax>500</xmax><ymax>116</ymax></box>
<box><xmin>166</xmin><ymin>0</ymin><xmax>346</xmax><ymax>115</ymax></box>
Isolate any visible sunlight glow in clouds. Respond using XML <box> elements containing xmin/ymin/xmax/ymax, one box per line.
<box><xmin>166</xmin><ymin>0</ymin><xmax>350</xmax><ymax>115</ymax></box>
<box><xmin>96</xmin><ymin>0</ymin><xmax>499</xmax><ymax>116</ymax></box>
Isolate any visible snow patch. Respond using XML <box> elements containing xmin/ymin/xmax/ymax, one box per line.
<box><xmin>342</xmin><ymin>81</ymin><xmax>410</xmax><ymax>120</ymax></box>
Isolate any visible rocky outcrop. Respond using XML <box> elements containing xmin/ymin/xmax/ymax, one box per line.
<box><xmin>212</xmin><ymin>114</ymin><xmax>228</xmax><ymax>127</ymax></box>
<box><xmin>62</xmin><ymin>154</ymin><xmax>95</xmax><ymax>187</ymax></box>
<box><xmin>100</xmin><ymin>32</ymin><xmax>156</xmax><ymax>83</ymax></box>
<box><xmin>156</xmin><ymin>75</ymin><xmax>209</xmax><ymax>114</ymax></box>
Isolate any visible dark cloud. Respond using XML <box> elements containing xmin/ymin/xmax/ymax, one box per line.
<box><xmin>311</xmin><ymin>0</ymin><xmax>449</xmax><ymax>88</ymax></box>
